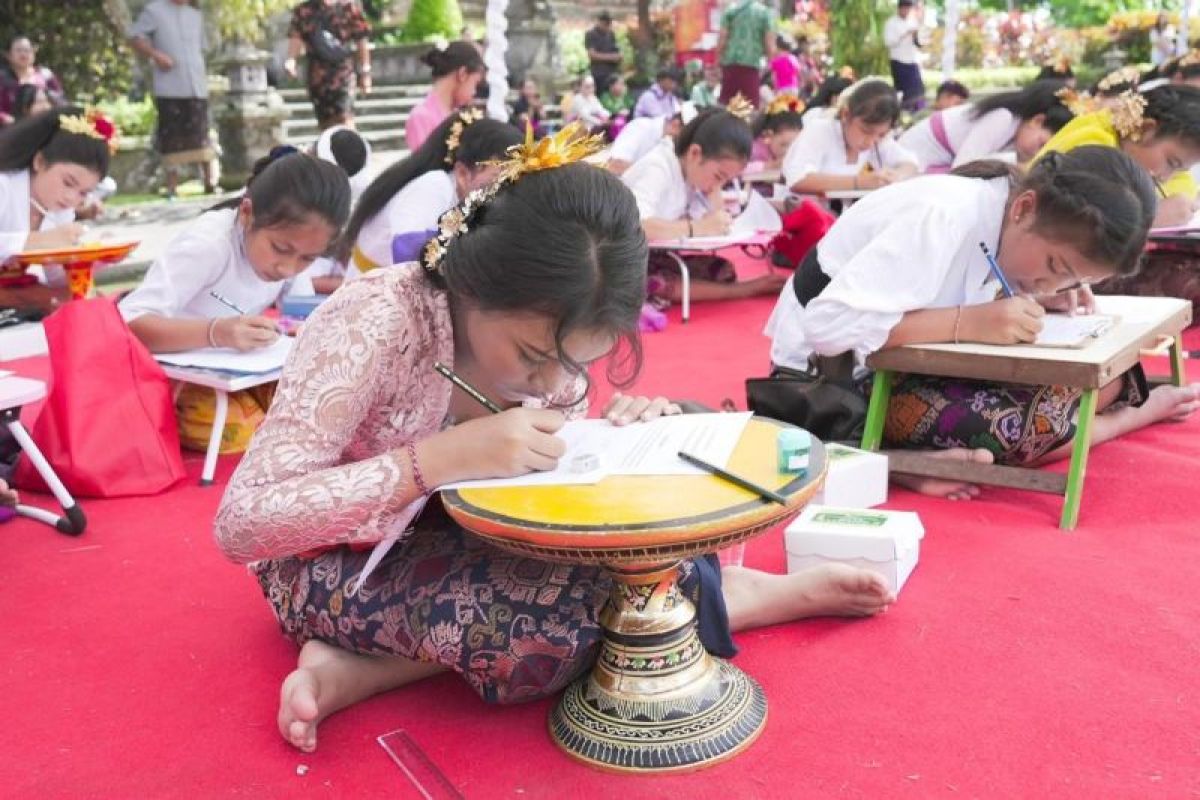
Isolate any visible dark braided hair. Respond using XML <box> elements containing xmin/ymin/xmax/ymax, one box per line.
<box><xmin>1141</xmin><ymin>84</ymin><xmax>1200</xmax><ymax>148</ymax></box>
<box><xmin>951</xmin><ymin>146</ymin><xmax>1155</xmax><ymax>278</ymax></box>
<box><xmin>675</xmin><ymin>107</ymin><xmax>753</xmax><ymax>161</ymax></box>
<box><xmin>971</xmin><ymin>79</ymin><xmax>1073</xmax><ymax>133</ymax></box>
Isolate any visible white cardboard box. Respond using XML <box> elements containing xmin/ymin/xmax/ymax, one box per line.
<box><xmin>785</xmin><ymin>505</ymin><xmax>924</xmax><ymax>595</ymax></box>
<box><xmin>813</xmin><ymin>443</ymin><xmax>888</xmax><ymax>509</ymax></box>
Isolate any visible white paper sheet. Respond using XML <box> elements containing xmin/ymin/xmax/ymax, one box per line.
<box><xmin>441</xmin><ymin>412</ymin><xmax>753</xmax><ymax>490</ymax></box>
<box><xmin>1035</xmin><ymin>314</ymin><xmax>1116</xmax><ymax>347</ymax></box>
<box><xmin>154</xmin><ymin>336</ymin><xmax>293</xmax><ymax>373</ymax></box>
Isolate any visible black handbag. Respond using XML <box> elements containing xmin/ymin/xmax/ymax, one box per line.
<box><xmin>745</xmin><ymin>354</ymin><xmax>868</xmax><ymax>443</ymax></box>
<box><xmin>307</xmin><ymin>9</ymin><xmax>351</xmax><ymax>64</ymax></box>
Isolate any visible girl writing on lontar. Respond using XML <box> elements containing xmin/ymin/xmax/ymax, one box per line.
<box><xmin>1035</xmin><ymin>84</ymin><xmax>1200</xmax><ymax>227</ymax></box>
<box><xmin>120</xmin><ymin>151</ymin><xmax>350</xmax><ymax>454</ymax></box>
<box><xmin>338</xmin><ymin>110</ymin><xmax>521</xmax><ymax>278</ymax></box>
<box><xmin>215</xmin><ymin>125</ymin><xmax>895</xmax><ymax>754</ymax></box>
<box><xmin>766</xmin><ymin>146</ymin><xmax>1200</xmax><ymax>500</ymax></box>
<box><xmin>781</xmin><ymin>78</ymin><xmax>918</xmax><ymax>195</ymax></box>
<box><xmin>0</xmin><ymin>107</ymin><xmax>113</xmax><ymax>274</ymax></box>
<box><xmin>622</xmin><ymin>105</ymin><xmax>788</xmax><ymax>304</ymax></box>
<box><xmin>898</xmin><ymin>79</ymin><xmax>1074</xmax><ymax>172</ymax></box>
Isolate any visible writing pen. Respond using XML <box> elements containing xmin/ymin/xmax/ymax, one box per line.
<box><xmin>209</xmin><ymin>290</ymin><xmax>248</xmax><ymax>315</ymax></box>
<box><xmin>978</xmin><ymin>242</ymin><xmax>1015</xmax><ymax>298</ymax></box>
<box><xmin>433</xmin><ymin>361</ymin><xmax>502</xmax><ymax>414</ymax></box>
<box><xmin>678</xmin><ymin>450</ymin><xmax>788</xmax><ymax>505</ymax></box>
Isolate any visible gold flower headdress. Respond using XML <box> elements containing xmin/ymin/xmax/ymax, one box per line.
<box><xmin>1179</xmin><ymin>49</ymin><xmax>1200</xmax><ymax>68</ymax></box>
<box><xmin>1055</xmin><ymin>86</ymin><xmax>1097</xmax><ymax>117</ymax></box>
<box><xmin>1108</xmin><ymin>90</ymin><xmax>1148</xmax><ymax>141</ymax></box>
<box><xmin>1097</xmin><ymin>66</ymin><xmax>1142</xmax><ymax>93</ymax></box>
<box><xmin>726</xmin><ymin>93</ymin><xmax>754</xmax><ymax>122</ymax></box>
<box><xmin>765</xmin><ymin>92</ymin><xmax>805</xmax><ymax>117</ymax></box>
<box><xmin>443</xmin><ymin>106</ymin><xmax>484</xmax><ymax>165</ymax></box>
<box><xmin>59</xmin><ymin>108</ymin><xmax>119</xmax><ymax>153</ymax></box>
<box><xmin>421</xmin><ymin>122</ymin><xmax>606</xmax><ymax>273</ymax></box>
<box><xmin>838</xmin><ymin>66</ymin><xmax>856</xmax><ymax>81</ymax></box>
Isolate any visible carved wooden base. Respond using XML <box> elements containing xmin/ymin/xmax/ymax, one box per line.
<box><xmin>549</xmin><ymin>562</ymin><xmax>767</xmax><ymax>773</ymax></box>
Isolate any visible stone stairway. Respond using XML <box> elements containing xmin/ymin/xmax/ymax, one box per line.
<box><xmin>280</xmin><ymin>83</ymin><xmax>430</xmax><ymax>153</ymax></box>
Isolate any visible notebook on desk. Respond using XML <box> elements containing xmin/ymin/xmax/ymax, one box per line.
<box><xmin>1033</xmin><ymin>314</ymin><xmax>1117</xmax><ymax>348</ymax></box>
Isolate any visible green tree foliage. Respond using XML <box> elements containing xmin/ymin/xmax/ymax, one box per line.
<box><xmin>402</xmin><ymin>0</ymin><xmax>463</xmax><ymax>43</ymax></box>
<box><xmin>0</xmin><ymin>0</ymin><xmax>133</xmax><ymax>101</ymax></box>
<box><xmin>830</xmin><ymin>0</ymin><xmax>889</xmax><ymax>78</ymax></box>
<box><xmin>209</xmin><ymin>0</ymin><xmax>295</xmax><ymax>42</ymax></box>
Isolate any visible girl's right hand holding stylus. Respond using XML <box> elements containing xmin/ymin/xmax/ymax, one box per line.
<box><xmin>858</xmin><ymin>171</ymin><xmax>890</xmax><ymax>190</ymax></box>
<box><xmin>419</xmin><ymin>408</ymin><xmax>568</xmax><ymax>485</ymax></box>
<box><xmin>694</xmin><ymin>209</ymin><xmax>733</xmax><ymax>236</ymax></box>
<box><xmin>212</xmin><ymin>316</ymin><xmax>280</xmax><ymax>351</ymax></box>
<box><xmin>962</xmin><ymin>297</ymin><xmax>1045</xmax><ymax>344</ymax></box>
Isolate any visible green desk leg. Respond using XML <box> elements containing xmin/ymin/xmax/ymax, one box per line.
<box><xmin>1170</xmin><ymin>335</ymin><xmax>1186</xmax><ymax>388</ymax></box>
<box><xmin>1059</xmin><ymin>387</ymin><xmax>1099</xmax><ymax>530</ymax></box>
<box><xmin>861</xmin><ymin>369</ymin><xmax>893</xmax><ymax>451</ymax></box>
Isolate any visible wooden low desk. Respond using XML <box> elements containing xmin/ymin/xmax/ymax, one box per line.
<box><xmin>860</xmin><ymin>295</ymin><xmax>1192</xmax><ymax>529</ymax></box>
<box><xmin>648</xmin><ymin>232</ymin><xmax>773</xmax><ymax>323</ymax></box>
<box><xmin>159</xmin><ymin>364</ymin><xmax>281</xmax><ymax>486</ymax></box>
<box><xmin>442</xmin><ymin>417</ymin><xmax>825</xmax><ymax>773</ymax></box>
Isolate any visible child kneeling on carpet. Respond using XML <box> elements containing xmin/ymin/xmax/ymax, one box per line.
<box><xmin>622</xmin><ymin>107</ymin><xmax>788</xmax><ymax>306</ymax></box>
<box><xmin>120</xmin><ymin>151</ymin><xmax>350</xmax><ymax>454</ymax></box>
<box><xmin>214</xmin><ymin>125</ymin><xmax>894</xmax><ymax>755</ymax></box>
<box><xmin>765</xmin><ymin>146</ymin><xmax>1200</xmax><ymax>500</ymax></box>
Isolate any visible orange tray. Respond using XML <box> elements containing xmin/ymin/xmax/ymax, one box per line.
<box><xmin>10</xmin><ymin>240</ymin><xmax>139</xmax><ymax>266</ymax></box>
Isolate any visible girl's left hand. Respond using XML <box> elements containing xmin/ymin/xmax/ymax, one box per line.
<box><xmin>603</xmin><ymin>393</ymin><xmax>682</xmax><ymax>426</ymax></box>
<box><xmin>1040</xmin><ymin>284</ymin><xmax>1096</xmax><ymax>315</ymax></box>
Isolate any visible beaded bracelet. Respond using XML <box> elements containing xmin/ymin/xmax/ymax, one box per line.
<box><xmin>207</xmin><ymin>318</ymin><xmax>220</xmax><ymax>348</ymax></box>
<box><xmin>406</xmin><ymin>441</ymin><xmax>431</xmax><ymax>495</ymax></box>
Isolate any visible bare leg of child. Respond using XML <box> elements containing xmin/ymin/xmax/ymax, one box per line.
<box><xmin>1034</xmin><ymin>381</ymin><xmax>1200</xmax><ymax>465</ymax></box>
<box><xmin>667</xmin><ymin>273</ymin><xmax>790</xmax><ymax>303</ymax></box>
<box><xmin>278</xmin><ymin>640</ymin><xmax>445</xmax><ymax>753</ymax></box>
<box><xmin>891</xmin><ymin>447</ymin><xmax>996</xmax><ymax>501</ymax></box>
<box><xmin>721</xmin><ymin>563</ymin><xmax>894</xmax><ymax>629</ymax></box>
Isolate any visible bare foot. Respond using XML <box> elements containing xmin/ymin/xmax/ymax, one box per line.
<box><xmin>278</xmin><ymin>639</ymin><xmax>443</xmax><ymax>753</ymax></box>
<box><xmin>892</xmin><ymin>447</ymin><xmax>995</xmax><ymax>501</ymax></box>
<box><xmin>733</xmin><ymin>272</ymin><xmax>790</xmax><ymax>298</ymax></box>
<box><xmin>723</xmin><ymin>563</ymin><xmax>895</xmax><ymax>631</ymax></box>
<box><xmin>1135</xmin><ymin>383</ymin><xmax>1200</xmax><ymax>424</ymax></box>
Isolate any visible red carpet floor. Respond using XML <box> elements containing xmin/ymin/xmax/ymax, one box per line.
<box><xmin>4</xmin><ymin>259</ymin><xmax>1200</xmax><ymax>798</ymax></box>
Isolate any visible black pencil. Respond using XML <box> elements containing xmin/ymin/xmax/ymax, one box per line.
<box><xmin>433</xmin><ymin>361</ymin><xmax>502</xmax><ymax>414</ymax></box>
<box><xmin>678</xmin><ymin>451</ymin><xmax>788</xmax><ymax>505</ymax></box>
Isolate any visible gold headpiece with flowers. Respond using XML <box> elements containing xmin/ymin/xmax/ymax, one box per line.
<box><xmin>421</xmin><ymin>121</ymin><xmax>606</xmax><ymax>273</ymax></box>
<box><xmin>726</xmin><ymin>93</ymin><xmax>754</xmax><ymax>122</ymax></box>
<box><xmin>1055</xmin><ymin>86</ymin><xmax>1097</xmax><ymax>117</ymax></box>
<box><xmin>838</xmin><ymin>65</ymin><xmax>856</xmax><ymax>81</ymax></box>
<box><xmin>443</xmin><ymin>106</ymin><xmax>484</xmax><ymax>165</ymax></box>
<box><xmin>1108</xmin><ymin>90</ymin><xmax>1148</xmax><ymax>141</ymax></box>
<box><xmin>765</xmin><ymin>92</ymin><xmax>805</xmax><ymax>117</ymax></box>
<box><xmin>59</xmin><ymin>108</ymin><xmax>119</xmax><ymax>154</ymax></box>
<box><xmin>1097</xmin><ymin>66</ymin><xmax>1143</xmax><ymax>93</ymax></box>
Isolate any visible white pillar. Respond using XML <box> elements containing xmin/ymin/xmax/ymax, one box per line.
<box><xmin>484</xmin><ymin>0</ymin><xmax>510</xmax><ymax>122</ymax></box>
<box><xmin>941</xmin><ymin>0</ymin><xmax>959</xmax><ymax>78</ymax></box>
<box><xmin>1179</xmin><ymin>0</ymin><xmax>1191</xmax><ymax>57</ymax></box>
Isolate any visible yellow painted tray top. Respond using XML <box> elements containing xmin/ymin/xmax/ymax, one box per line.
<box><xmin>441</xmin><ymin>417</ymin><xmax>826</xmax><ymax>555</ymax></box>
<box><xmin>12</xmin><ymin>240</ymin><xmax>139</xmax><ymax>265</ymax></box>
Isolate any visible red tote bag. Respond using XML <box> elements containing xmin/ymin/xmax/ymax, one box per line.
<box><xmin>14</xmin><ymin>297</ymin><xmax>186</xmax><ymax>497</ymax></box>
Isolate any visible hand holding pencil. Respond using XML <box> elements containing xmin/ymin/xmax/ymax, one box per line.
<box><xmin>209</xmin><ymin>291</ymin><xmax>280</xmax><ymax>351</ymax></box>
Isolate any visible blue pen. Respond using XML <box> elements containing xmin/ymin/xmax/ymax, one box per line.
<box><xmin>978</xmin><ymin>242</ymin><xmax>1015</xmax><ymax>298</ymax></box>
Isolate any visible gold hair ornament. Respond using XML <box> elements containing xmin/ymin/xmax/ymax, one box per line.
<box><xmin>726</xmin><ymin>94</ymin><xmax>754</xmax><ymax>122</ymax></box>
<box><xmin>765</xmin><ymin>93</ymin><xmax>805</xmax><ymax>117</ymax></box>
<box><xmin>1043</xmin><ymin>54</ymin><xmax>1072</xmax><ymax>73</ymax></box>
<box><xmin>421</xmin><ymin>121</ymin><xmax>606</xmax><ymax>273</ymax></box>
<box><xmin>838</xmin><ymin>65</ymin><xmax>856</xmax><ymax>81</ymax></box>
<box><xmin>1108</xmin><ymin>90</ymin><xmax>1148</xmax><ymax>141</ymax></box>
<box><xmin>1055</xmin><ymin>86</ymin><xmax>1097</xmax><ymax>117</ymax></box>
<box><xmin>443</xmin><ymin>106</ymin><xmax>484</xmax><ymax>165</ymax></box>
<box><xmin>1097</xmin><ymin>66</ymin><xmax>1143</xmax><ymax>93</ymax></box>
<box><xmin>1179</xmin><ymin>49</ymin><xmax>1200</xmax><ymax>68</ymax></box>
<box><xmin>59</xmin><ymin>108</ymin><xmax>119</xmax><ymax>154</ymax></box>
